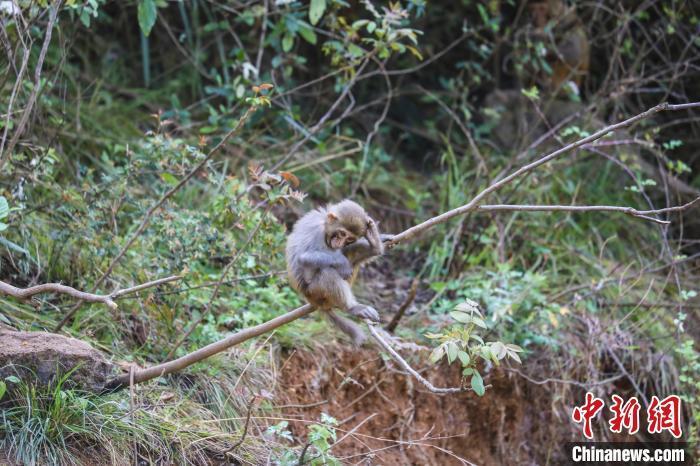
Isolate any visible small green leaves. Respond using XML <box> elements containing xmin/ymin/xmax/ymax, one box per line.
<box><xmin>138</xmin><ymin>0</ymin><xmax>157</xmax><ymax>37</ymax></box>
<box><xmin>446</xmin><ymin>341</ymin><xmax>458</xmax><ymax>363</ymax></box>
<box><xmin>309</xmin><ymin>0</ymin><xmax>326</xmax><ymax>26</ymax></box>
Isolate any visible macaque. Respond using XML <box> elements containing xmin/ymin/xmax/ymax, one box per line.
<box><xmin>286</xmin><ymin>200</ymin><xmax>387</xmax><ymax>345</ymax></box>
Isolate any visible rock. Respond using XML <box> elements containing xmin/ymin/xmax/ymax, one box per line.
<box><xmin>0</xmin><ymin>329</ymin><xmax>115</xmax><ymax>392</ymax></box>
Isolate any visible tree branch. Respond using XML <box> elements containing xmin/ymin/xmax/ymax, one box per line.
<box><xmin>385</xmin><ymin>101</ymin><xmax>700</xmax><ymax>248</ymax></box>
<box><xmin>366</xmin><ymin>322</ymin><xmax>468</xmax><ymax>394</ymax></box>
<box><xmin>103</xmin><ymin>304</ymin><xmax>315</xmax><ymax>391</ymax></box>
<box><xmin>102</xmin><ymin>101</ymin><xmax>700</xmax><ymax>392</ymax></box>
<box><xmin>0</xmin><ymin>275</ymin><xmax>181</xmax><ymax>311</ymax></box>
<box><xmin>474</xmin><ymin>197</ymin><xmax>700</xmax><ymax>225</ymax></box>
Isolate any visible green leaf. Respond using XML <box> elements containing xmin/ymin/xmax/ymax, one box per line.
<box><xmin>0</xmin><ymin>381</ymin><xmax>5</xmax><ymax>400</ymax></box>
<box><xmin>471</xmin><ymin>372</ymin><xmax>485</xmax><ymax>396</ymax></box>
<box><xmin>450</xmin><ymin>311</ymin><xmax>471</xmax><ymax>323</ymax></box>
<box><xmin>429</xmin><ymin>344</ymin><xmax>445</xmax><ymax>364</ymax></box>
<box><xmin>352</xmin><ymin>19</ymin><xmax>369</xmax><ymax>29</ymax></box>
<box><xmin>491</xmin><ymin>341</ymin><xmax>507</xmax><ymax>360</ymax></box>
<box><xmin>457</xmin><ymin>350</ymin><xmax>470</xmax><ymax>366</ymax></box>
<box><xmin>161</xmin><ymin>173</ymin><xmax>179</xmax><ymax>186</ymax></box>
<box><xmin>5</xmin><ymin>375</ymin><xmax>20</xmax><ymax>384</ymax></box>
<box><xmin>508</xmin><ymin>351</ymin><xmax>522</xmax><ymax>364</ymax></box>
<box><xmin>282</xmin><ymin>33</ymin><xmax>294</xmax><ymax>52</ymax></box>
<box><xmin>472</xmin><ymin>316</ymin><xmax>487</xmax><ymax>328</ymax></box>
<box><xmin>446</xmin><ymin>342</ymin><xmax>458</xmax><ymax>364</ymax></box>
<box><xmin>0</xmin><ymin>196</ymin><xmax>8</xmax><ymax>220</ymax></box>
<box><xmin>299</xmin><ymin>26</ymin><xmax>317</xmax><ymax>45</ymax></box>
<box><xmin>348</xmin><ymin>43</ymin><xmax>364</xmax><ymax>58</ymax></box>
<box><xmin>138</xmin><ymin>0</ymin><xmax>157</xmax><ymax>37</ymax></box>
<box><xmin>430</xmin><ymin>281</ymin><xmax>447</xmax><ymax>292</ymax></box>
<box><xmin>309</xmin><ymin>0</ymin><xmax>326</xmax><ymax>25</ymax></box>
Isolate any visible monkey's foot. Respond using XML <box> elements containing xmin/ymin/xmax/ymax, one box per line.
<box><xmin>349</xmin><ymin>304</ymin><xmax>380</xmax><ymax>322</ymax></box>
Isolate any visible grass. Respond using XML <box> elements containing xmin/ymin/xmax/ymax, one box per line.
<box><xmin>0</xmin><ymin>356</ymin><xmax>282</xmax><ymax>466</ymax></box>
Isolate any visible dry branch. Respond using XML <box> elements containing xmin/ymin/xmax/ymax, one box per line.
<box><xmin>385</xmin><ymin>101</ymin><xmax>700</xmax><ymax>248</ymax></box>
<box><xmin>475</xmin><ymin>198</ymin><xmax>700</xmax><ymax>225</ymax></box>
<box><xmin>101</xmin><ymin>101</ymin><xmax>700</xmax><ymax>392</ymax></box>
<box><xmin>365</xmin><ymin>322</ymin><xmax>467</xmax><ymax>394</ymax></box>
<box><xmin>0</xmin><ymin>1</ymin><xmax>62</xmax><ymax>171</ymax></box>
<box><xmin>0</xmin><ymin>275</ymin><xmax>181</xmax><ymax>310</ymax></box>
<box><xmin>104</xmin><ymin>304</ymin><xmax>315</xmax><ymax>391</ymax></box>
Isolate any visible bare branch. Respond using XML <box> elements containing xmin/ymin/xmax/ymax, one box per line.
<box><xmin>386</xmin><ymin>102</ymin><xmax>700</xmax><ymax>248</ymax></box>
<box><xmin>384</xmin><ymin>278</ymin><xmax>419</xmax><ymax>333</ymax></box>
<box><xmin>0</xmin><ymin>1</ymin><xmax>62</xmax><ymax>170</ymax></box>
<box><xmin>103</xmin><ymin>304</ymin><xmax>315</xmax><ymax>391</ymax></box>
<box><xmin>365</xmin><ymin>322</ymin><xmax>468</xmax><ymax>394</ymax></box>
<box><xmin>474</xmin><ymin>197</ymin><xmax>700</xmax><ymax>225</ymax></box>
<box><xmin>0</xmin><ymin>275</ymin><xmax>181</xmax><ymax>311</ymax></box>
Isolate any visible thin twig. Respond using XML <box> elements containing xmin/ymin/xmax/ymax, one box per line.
<box><xmin>0</xmin><ymin>275</ymin><xmax>181</xmax><ymax>311</ymax></box>
<box><xmin>222</xmin><ymin>395</ymin><xmax>257</xmax><ymax>454</ymax></box>
<box><xmin>365</xmin><ymin>322</ymin><xmax>467</xmax><ymax>394</ymax></box>
<box><xmin>385</xmin><ymin>278</ymin><xmax>419</xmax><ymax>333</ymax></box>
<box><xmin>297</xmin><ymin>442</ymin><xmax>312</xmax><ymax>466</ymax></box>
<box><xmin>0</xmin><ymin>1</ymin><xmax>62</xmax><ymax>170</ymax></box>
<box><xmin>474</xmin><ymin>198</ymin><xmax>700</xmax><ymax>225</ymax></box>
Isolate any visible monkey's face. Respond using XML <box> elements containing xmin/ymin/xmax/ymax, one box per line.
<box><xmin>327</xmin><ymin>226</ymin><xmax>359</xmax><ymax>249</ymax></box>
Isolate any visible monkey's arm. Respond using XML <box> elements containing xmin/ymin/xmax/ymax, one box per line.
<box><xmin>298</xmin><ymin>251</ymin><xmax>353</xmax><ymax>279</ymax></box>
<box><xmin>343</xmin><ymin>221</ymin><xmax>391</xmax><ymax>265</ymax></box>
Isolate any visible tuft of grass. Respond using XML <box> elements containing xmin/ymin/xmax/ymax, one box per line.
<box><xmin>0</xmin><ymin>369</ymin><xmax>255</xmax><ymax>465</ymax></box>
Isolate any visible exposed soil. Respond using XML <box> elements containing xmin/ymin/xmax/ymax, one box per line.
<box><xmin>278</xmin><ymin>345</ymin><xmax>577</xmax><ymax>465</ymax></box>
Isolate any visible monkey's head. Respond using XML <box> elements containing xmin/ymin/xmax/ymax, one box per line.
<box><xmin>324</xmin><ymin>200</ymin><xmax>369</xmax><ymax>250</ymax></box>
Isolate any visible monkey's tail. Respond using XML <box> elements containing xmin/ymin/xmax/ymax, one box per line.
<box><xmin>325</xmin><ymin>310</ymin><xmax>367</xmax><ymax>346</ymax></box>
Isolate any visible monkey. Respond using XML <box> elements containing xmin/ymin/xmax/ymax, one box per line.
<box><xmin>286</xmin><ymin>200</ymin><xmax>387</xmax><ymax>345</ymax></box>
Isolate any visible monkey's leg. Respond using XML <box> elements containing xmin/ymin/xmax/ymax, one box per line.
<box><xmin>323</xmin><ymin>273</ymin><xmax>380</xmax><ymax>322</ymax></box>
<box><xmin>306</xmin><ymin>270</ymin><xmax>379</xmax><ymax>343</ymax></box>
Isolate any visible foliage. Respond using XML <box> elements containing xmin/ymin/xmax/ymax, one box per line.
<box><xmin>426</xmin><ymin>299</ymin><xmax>522</xmax><ymax>396</ymax></box>
<box><xmin>267</xmin><ymin>413</ymin><xmax>341</xmax><ymax>465</ymax></box>
<box><xmin>1</xmin><ymin>0</ymin><xmax>699</xmax><ymax>462</ymax></box>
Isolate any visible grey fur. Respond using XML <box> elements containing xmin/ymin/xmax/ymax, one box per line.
<box><xmin>286</xmin><ymin>200</ymin><xmax>385</xmax><ymax>345</ymax></box>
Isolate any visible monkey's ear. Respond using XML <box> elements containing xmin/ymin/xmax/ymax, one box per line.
<box><xmin>327</xmin><ymin>212</ymin><xmax>338</xmax><ymax>223</ymax></box>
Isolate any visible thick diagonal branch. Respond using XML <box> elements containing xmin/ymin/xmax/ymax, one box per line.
<box><xmin>103</xmin><ymin>101</ymin><xmax>700</xmax><ymax>392</ymax></box>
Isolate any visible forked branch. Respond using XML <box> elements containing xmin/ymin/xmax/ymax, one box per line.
<box><xmin>0</xmin><ymin>276</ymin><xmax>182</xmax><ymax>310</ymax></box>
<box><xmin>101</xmin><ymin>101</ymin><xmax>700</xmax><ymax>391</ymax></box>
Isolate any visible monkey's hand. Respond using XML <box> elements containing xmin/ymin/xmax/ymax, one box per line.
<box><xmin>335</xmin><ymin>257</ymin><xmax>354</xmax><ymax>280</ymax></box>
<box><xmin>364</xmin><ymin>218</ymin><xmax>384</xmax><ymax>254</ymax></box>
<box><xmin>349</xmin><ymin>304</ymin><xmax>380</xmax><ymax>322</ymax></box>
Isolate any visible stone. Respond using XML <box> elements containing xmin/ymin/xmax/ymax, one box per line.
<box><xmin>0</xmin><ymin>329</ymin><xmax>115</xmax><ymax>392</ymax></box>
